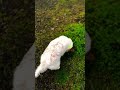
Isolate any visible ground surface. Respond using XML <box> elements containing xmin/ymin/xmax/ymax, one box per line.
<box><xmin>1</xmin><ymin>0</ymin><xmax>119</xmax><ymax>90</ymax></box>
<box><xmin>0</xmin><ymin>1</ymin><xmax>34</xmax><ymax>89</ymax></box>
<box><xmin>35</xmin><ymin>0</ymin><xmax>85</xmax><ymax>90</ymax></box>
<box><xmin>86</xmin><ymin>0</ymin><xmax>120</xmax><ymax>90</ymax></box>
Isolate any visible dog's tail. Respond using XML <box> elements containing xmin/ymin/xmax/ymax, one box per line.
<box><xmin>35</xmin><ymin>63</ymin><xmax>47</xmax><ymax>78</ymax></box>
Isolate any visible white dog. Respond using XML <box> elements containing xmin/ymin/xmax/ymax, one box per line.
<box><xmin>35</xmin><ymin>35</ymin><xmax>73</xmax><ymax>78</ymax></box>
<box><xmin>12</xmin><ymin>33</ymin><xmax>91</xmax><ymax>89</ymax></box>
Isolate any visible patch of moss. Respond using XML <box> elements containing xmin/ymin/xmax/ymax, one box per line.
<box><xmin>64</xmin><ymin>23</ymin><xmax>85</xmax><ymax>57</ymax></box>
<box><xmin>54</xmin><ymin>23</ymin><xmax>85</xmax><ymax>89</ymax></box>
<box><xmin>86</xmin><ymin>0</ymin><xmax>120</xmax><ymax>89</ymax></box>
<box><xmin>55</xmin><ymin>69</ymin><xmax>69</xmax><ymax>86</ymax></box>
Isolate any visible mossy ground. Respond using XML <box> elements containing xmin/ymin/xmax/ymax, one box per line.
<box><xmin>0</xmin><ymin>2</ymin><xmax>34</xmax><ymax>89</ymax></box>
<box><xmin>35</xmin><ymin>0</ymin><xmax>85</xmax><ymax>89</ymax></box>
<box><xmin>86</xmin><ymin>0</ymin><xmax>120</xmax><ymax>90</ymax></box>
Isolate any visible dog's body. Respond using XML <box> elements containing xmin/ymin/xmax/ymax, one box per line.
<box><xmin>35</xmin><ymin>36</ymin><xmax>73</xmax><ymax>78</ymax></box>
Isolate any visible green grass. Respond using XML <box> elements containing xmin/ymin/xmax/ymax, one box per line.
<box><xmin>49</xmin><ymin>23</ymin><xmax>85</xmax><ymax>89</ymax></box>
<box><xmin>64</xmin><ymin>23</ymin><xmax>85</xmax><ymax>56</ymax></box>
<box><xmin>35</xmin><ymin>0</ymin><xmax>85</xmax><ymax>89</ymax></box>
<box><xmin>35</xmin><ymin>23</ymin><xmax>85</xmax><ymax>90</ymax></box>
<box><xmin>55</xmin><ymin>69</ymin><xmax>69</xmax><ymax>86</ymax></box>
<box><xmin>86</xmin><ymin>0</ymin><xmax>120</xmax><ymax>89</ymax></box>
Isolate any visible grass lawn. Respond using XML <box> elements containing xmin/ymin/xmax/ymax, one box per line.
<box><xmin>35</xmin><ymin>0</ymin><xmax>85</xmax><ymax>89</ymax></box>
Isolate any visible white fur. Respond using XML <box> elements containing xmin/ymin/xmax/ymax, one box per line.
<box><xmin>35</xmin><ymin>35</ymin><xmax>73</xmax><ymax>78</ymax></box>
